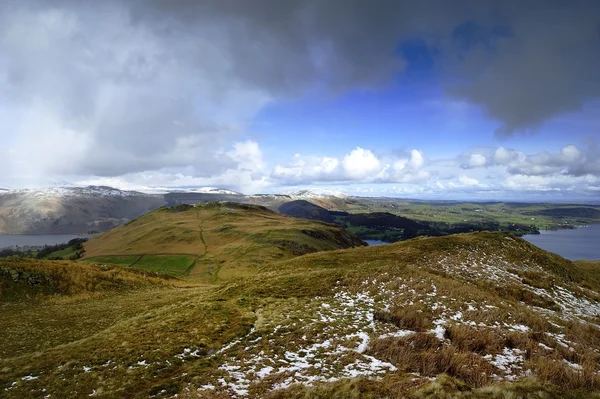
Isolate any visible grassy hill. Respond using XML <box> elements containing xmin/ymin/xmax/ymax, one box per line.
<box><xmin>2</xmin><ymin>230</ymin><xmax>600</xmax><ymax>398</ymax></box>
<box><xmin>82</xmin><ymin>202</ymin><xmax>366</xmax><ymax>282</ymax></box>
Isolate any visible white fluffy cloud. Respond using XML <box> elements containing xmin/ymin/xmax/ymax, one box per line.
<box><xmin>458</xmin><ymin>175</ymin><xmax>480</xmax><ymax>186</ymax></box>
<box><xmin>342</xmin><ymin>148</ymin><xmax>381</xmax><ymax>179</ymax></box>
<box><xmin>272</xmin><ymin>147</ymin><xmax>427</xmax><ymax>185</ymax></box>
<box><xmin>468</xmin><ymin>154</ymin><xmax>487</xmax><ymax>168</ymax></box>
<box><xmin>78</xmin><ymin>140</ymin><xmax>269</xmax><ymax>194</ymax></box>
<box><xmin>69</xmin><ymin>141</ymin><xmax>600</xmax><ymax>200</ymax></box>
<box><xmin>467</xmin><ymin>145</ymin><xmax>599</xmax><ymax>179</ymax></box>
<box><xmin>226</xmin><ymin>141</ymin><xmax>265</xmax><ymax>172</ymax></box>
<box><xmin>409</xmin><ymin>150</ymin><xmax>425</xmax><ymax>169</ymax></box>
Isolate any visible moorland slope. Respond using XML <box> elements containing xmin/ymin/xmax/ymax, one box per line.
<box><xmin>2</xmin><ymin>229</ymin><xmax>600</xmax><ymax>398</ymax></box>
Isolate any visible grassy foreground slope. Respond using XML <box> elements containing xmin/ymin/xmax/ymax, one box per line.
<box><xmin>82</xmin><ymin>202</ymin><xmax>366</xmax><ymax>281</ymax></box>
<box><xmin>3</xmin><ymin>231</ymin><xmax>600</xmax><ymax>398</ymax></box>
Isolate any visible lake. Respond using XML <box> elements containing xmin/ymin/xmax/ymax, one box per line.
<box><xmin>364</xmin><ymin>239</ymin><xmax>390</xmax><ymax>246</ymax></box>
<box><xmin>365</xmin><ymin>227</ymin><xmax>600</xmax><ymax>261</ymax></box>
<box><xmin>522</xmin><ymin>225</ymin><xmax>600</xmax><ymax>260</ymax></box>
<box><xmin>0</xmin><ymin>234</ymin><xmax>85</xmax><ymax>249</ymax></box>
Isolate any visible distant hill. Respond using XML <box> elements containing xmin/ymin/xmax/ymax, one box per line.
<box><xmin>3</xmin><ymin>185</ymin><xmax>600</xmax><ymax>237</ymax></box>
<box><xmin>82</xmin><ymin>202</ymin><xmax>366</xmax><ymax>282</ymax></box>
<box><xmin>345</xmin><ymin>212</ymin><xmax>425</xmax><ymax>229</ymax></box>
<box><xmin>0</xmin><ymin>186</ymin><xmax>165</xmax><ymax>234</ymax></box>
<box><xmin>530</xmin><ymin>206</ymin><xmax>600</xmax><ymax>218</ymax></box>
<box><xmin>278</xmin><ymin>200</ymin><xmax>335</xmax><ymax>223</ymax></box>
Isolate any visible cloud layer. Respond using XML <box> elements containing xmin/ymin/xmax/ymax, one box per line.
<box><xmin>1</xmin><ymin>1</ymin><xmax>599</xmax><ymax>197</ymax></box>
<box><xmin>73</xmin><ymin>142</ymin><xmax>600</xmax><ymax>202</ymax></box>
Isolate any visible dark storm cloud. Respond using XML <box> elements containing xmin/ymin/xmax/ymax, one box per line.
<box><xmin>1</xmin><ymin>0</ymin><xmax>599</xmax><ymax>183</ymax></box>
<box><xmin>144</xmin><ymin>0</ymin><xmax>600</xmax><ymax>136</ymax></box>
<box><xmin>444</xmin><ymin>2</ymin><xmax>600</xmax><ymax>135</ymax></box>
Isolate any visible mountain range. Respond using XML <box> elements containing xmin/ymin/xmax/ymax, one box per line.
<box><xmin>2</xmin><ymin>185</ymin><xmax>600</xmax><ymax>237</ymax></box>
<box><xmin>0</xmin><ymin>186</ymin><xmax>342</xmax><ymax>235</ymax></box>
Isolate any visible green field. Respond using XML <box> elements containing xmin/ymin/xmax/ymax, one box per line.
<box><xmin>44</xmin><ymin>246</ymin><xmax>79</xmax><ymax>259</ymax></box>
<box><xmin>346</xmin><ymin>199</ymin><xmax>600</xmax><ymax>230</ymax></box>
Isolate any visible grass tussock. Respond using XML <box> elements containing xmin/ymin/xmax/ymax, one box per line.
<box><xmin>491</xmin><ymin>285</ymin><xmax>561</xmax><ymax>311</ymax></box>
<box><xmin>369</xmin><ymin>334</ymin><xmax>495</xmax><ymax>387</ymax></box>
<box><xmin>375</xmin><ymin>306</ymin><xmax>434</xmax><ymax>332</ymax></box>
<box><xmin>527</xmin><ymin>356</ymin><xmax>600</xmax><ymax>391</ymax></box>
<box><xmin>444</xmin><ymin>325</ymin><xmax>504</xmax><ymax>354</ymax></box>
<box><xmin>254</xmin><ymin>374</ymin><xmax>423</xmax><ymax>399</ymax></box>
<box><xmin>412</xmin><ymin>374</ymin><xmax>575</xmax><ymax>399</ymax></box>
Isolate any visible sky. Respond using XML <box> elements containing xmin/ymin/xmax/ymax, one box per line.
<box><xmin>1</xmin><ymin>0</ymin><xmax>600</xmax><ymax>201</ymax></box>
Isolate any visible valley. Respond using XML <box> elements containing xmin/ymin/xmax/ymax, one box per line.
<box><xmin>2</xmin><ymin>186</ymin><xmax>599</xmax><ymax>243</ymax></box>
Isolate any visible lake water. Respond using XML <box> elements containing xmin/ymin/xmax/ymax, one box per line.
<box><xmin>522</xmin><ymin>225</ymin><xmax>600</xmax><ymax>260</ymax></box>
<box><xmin>364</xmin><ymin>227</ymin><xmax>600</xmax><ymax>260</ymax></box>
<box><xmin>0</xmin><ymin>234</ymin><xmax>85</xmax><ymax>249</ymax></box>
<box><xmin>364</xmin><ymin>239</ymin><xmax>390</xmax><ymax>246</ymax></box>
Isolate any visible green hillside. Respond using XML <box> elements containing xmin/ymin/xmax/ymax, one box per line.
<box><xmin>2</xmin><ymin>212</ymin><xmax>600</xmax><ymax>398</ymax></box>
<box><xmin>82</xmin><ymin>202</ymin><xmax>366</xmax><ymax>282</ymax></box>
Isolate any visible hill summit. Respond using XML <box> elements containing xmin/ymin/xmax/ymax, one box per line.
<box><xmin>82</xmin><ymin>202</ymin><xmax>366</xmax><ymax>283</ymax></box>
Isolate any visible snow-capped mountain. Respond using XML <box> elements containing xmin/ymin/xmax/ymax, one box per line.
<box><xmin>136</xmin><ymin>186</ymin><xmax>243</xmax><ymax>196</ymax></box>
<box><xmin>180</xmin><ymin>187</ymin><xmax>242</xmax><ymax>195</ymax></box>
<box><xmin>0</xmin><ymin>186</ymin><xmax>164</xmax><ymax>234</ymax></box>
<box><xmin>0</xmin><ymin>185</ymin><xmax>354</xmax><ymax>234</ymax></box>
<box><xmin>5</xmin><ymin>186</ymin><xmax>146</xmax><ymax>198</ymax></box>
<box><xmin>286</xmin><ymin>188</ymin><xmax>349</xmax><ymax>199</ymax></box>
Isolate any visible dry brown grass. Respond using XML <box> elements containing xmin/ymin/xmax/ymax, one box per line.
<box><xmin>444</xmin><ymin>325</ymin><xmax>504</xmax><ymax>354</ymax></box>
<box><xmin>375</xmin><ymin>306</ymin><xmax>434</xmax><ymax>332</ymax></box>
<box><xmin>5</xmin><ymin>230</ymin><xmax>600</xmax><ymax>398</ymax></box>
<box><xmin>527</xmin><ymin>356</ymin><xmax>600</xmax><ymax>391</ymax></box>
<box><xmin>490</xmin><ymin>285</ymin><xmax>561</xmax><ymax>311</ymax></box>
<box><xmin>0</xmin><ymin>258</ymin><xmax>189</xmax><ymax>300</ymax></box>
<box><xmin>369</xmin><ymin>334</ymin><xmax>495</xmax><ymax>387</ymax></box>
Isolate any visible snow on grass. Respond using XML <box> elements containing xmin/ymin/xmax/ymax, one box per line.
<box><xmin>484</xmin><ymin>348</ymin><xmax>525</xmax><ymax>379</ymax></box>
<box><xmin>546</xmin><ymin>332</ymin><xmax>575</xmax><ymax>350</ymax></box>
<box><xmin>508</xmin><ymin>324</ymin><xmax>529</xmax><ymax>332</ymax></box>
<box><xmin>538</xmin><ymin>342</ymin><xmax>554</xmax><ymax>351</ymax></box>
<box><xmin>175</xmin><ymin>347</ymin><xmax>202</xmax><ymax>360</ymax></box>
<box><xmin>208</xmin><ymin>289</ymin><xmax>398</xmax><ymax>397</ymax></box>
<box><xmin>378</xmin><ymin>330</ymin><xmax>415</xmax><ymax>339</ymax></box>
<box><xmin>181</xmin><ymin>249</ymin><xmax>600</xmax><ymax>395</ymax></box>
<box><xmin>430</xmin><ymin>323</ymin><xmax>446</xmax><ymax>340</ymax></box>
<box><xmin>564</xmin><ymin>359</ymin><xmax>583</xmax><ymax>370</ymax></box>
<box><xmin>436</xmin><ymin>247</ymin><xmax>600</xmax><ymax>324</ymax></box>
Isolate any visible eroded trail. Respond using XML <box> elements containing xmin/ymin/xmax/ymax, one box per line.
<box><xmin>191</xmin><ymin>207</ymin><xmax>220</xmax><ymax>282</ymax></box>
